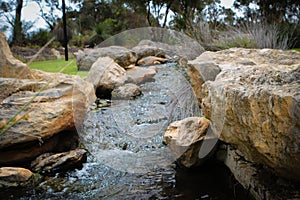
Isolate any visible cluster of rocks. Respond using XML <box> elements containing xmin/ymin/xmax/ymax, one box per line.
<box><xmin>163</xmin><ymin>48</ymin><xmax>300</xmax><ymax>199</ymax></box>
<box><xmin>1</xmin><ymin>27</ymin><xmax>300</xmax><ymax>199</ymax></box>
<box><xmin>0</xmin><ymin>31</ymin><xmax>95</xmax><ymax>187</ymax></box>
<box><xmin>78</xmin><ymin>40</ymin><xmax>196</xmax><ymax>100</ymax></box>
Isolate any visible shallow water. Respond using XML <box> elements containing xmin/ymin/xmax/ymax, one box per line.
<box><xmin>0</xmin><ymin>63</ymin><xmax>251</xmax><ymax>199</ymax></box>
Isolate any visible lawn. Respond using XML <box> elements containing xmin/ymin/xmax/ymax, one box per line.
<box><xmin>28</xmin><ymin>58</ymin><xmax>88</xmax><ymax>77</ymax></box>
<box><xmin>293</xmin><ymin>48</ymin><xmax>300</xmax><ymax>52</ymax></box>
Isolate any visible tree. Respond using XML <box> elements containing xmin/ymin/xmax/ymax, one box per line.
<box><xmin>234</xmin><ymin>0</ymin><xmax>300</xmax><ymax>23</ymax></box>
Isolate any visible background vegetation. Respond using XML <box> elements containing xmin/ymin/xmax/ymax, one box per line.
<box><xmin>0</xmin><ymin>0</ymin><xmax>299</xmax><ymax>50</ymax></box>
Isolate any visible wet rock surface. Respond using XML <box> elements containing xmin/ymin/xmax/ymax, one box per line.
<box><xmin>0</xmin><ymin>167</ymin><xmax>33</xmax><ymax>187</ymax></box>
<box><xmin>163</xmin><ymin>117</ymin><xmax>211</xmax><ymax>168</ymax></box>
<box><xmin>125</xmin><ymin>66</ymin><xmax>157</xmax><ymax>84</ymax></box>
<box><xmin>30</xmin><ymin>149</ymin><xmax>88</xmax><ymax>174</ymax></box>
<box><xmin>111</xmin><ymin>83</ymin><xmax>142</xmax><ymax>99</ymax></box>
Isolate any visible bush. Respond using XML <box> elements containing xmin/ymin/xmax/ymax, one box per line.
<box><xmin>27</xmin><ymin>29</ymin><xmax>54</xmax><ymax>46</ymax></box>
<box><xmin>186</xmin><ymin>20</ymin><xmax>297</xmax><ymax>50</ymax></box>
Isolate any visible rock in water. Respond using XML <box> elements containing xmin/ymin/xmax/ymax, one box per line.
<box><xmin>189</xmin><ymin>48</ymin><xmax>300</xmax><ymax>181</ymax></box>
<box><xmin>0</xmin><ymin>167</ymin><xmax>33</xmax><ymax>186</ymax></box>
<box><xmin>111</xmin><ymin>83</ymin><xmax>142</xmax><ymax>99</ymax></box>
<box><xmin>163</xmin><ymin>117</ymin><xmax>211</xmax><ymax>168</ymax></box>
<box><xmin>86</xmin><ymin>56</ymin><xmax>127</xmax><ymax>97</ymax></box>
<box><xmin>30</xmin><ymin>149</ymin><xmax>88</xmax><ymax>174</ymax></box>
<box><xmin>137</xmin><ymin>56</ymin><xmax>168</xmax><ymax>65</ymax></box>
<box><xmin>126</xmin><ymin>66</ymin><xmax>157</xmax><ymax>84</ymax></box>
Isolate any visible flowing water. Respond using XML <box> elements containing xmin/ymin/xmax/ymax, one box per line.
<box><xmin>0</xmin><ymin>63</ymin><xmax>251</xmax><ymax>199</ymax></box>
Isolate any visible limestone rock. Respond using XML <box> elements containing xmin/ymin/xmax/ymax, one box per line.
<box><xmin>86</xmin><ymin>57</ymin><xmax>127</xmax><ymax>97</ymax></box>
<box><xmin>0</xmin><ymin>31</ymin><xmax>32</xmax><ymax>79</ymax></box>
<box><xmin>126</xmin><ymin>66</ymin><xmax>157</xmax><ymax>84</ymax></box>
<box><xmin>111</xmin><ymin>83</ymin><xmax>142</xmax><ymax>99</ymax></box>
<box><xmin>30</xmin><ymin>149</ymin><xmax>87</xmax><ymax>174</ymax></box>
<box><xmin>163</xmin><ymin>117</ymin><xmax>210</xmax><ymax>168</ymax></box>
<box><xmin>0</xmin><ymin>167</ymin><xmax>33</xmax><ymax>185</ymax></box>
<box><xmin>76</xmin><ymin>46</ymin><xmax>137</xmax><ymax>70</ymax></box>
<box><xmin>199</xmin><ymin>48</ymin><xmax>300</xmax><ymax>181</ymax></box>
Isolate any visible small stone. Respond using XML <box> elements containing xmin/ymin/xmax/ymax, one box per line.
<box><xmin>163</xmin><ymin>117</ymin><xmax>211</xmax><ymax>168</ymax></box>
<box><xmin>0</xmin><ymin>167</ymin><xmax>33</xmax><ymax>183</ymax></box>
<box><xmin>111</xmin><ymin>83</ymin><xmax>142</xmax><ymax>99</ymax></box>
<box><xmin>30</xmin><ymin>149</ymin><xmax>88</xmax><ymax>174</ymax></box>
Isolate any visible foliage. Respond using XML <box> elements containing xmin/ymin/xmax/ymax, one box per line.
<box><xmin>0</xmin><ymin>0</ymin><xmax>299</xmax><ymax>48</ymax></box>
<box><xmin>234</xmin><ymin>0</ymin><xmax>300</xmax><ymax>24</ymax></box>
<box><xmin>26</xmin><ymin>29</ymin><xmax>54</xmax><ymax>46</ymax></box>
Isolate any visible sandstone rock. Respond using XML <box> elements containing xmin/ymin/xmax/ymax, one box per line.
<box><xmin>50</xmin><ymin>48</ymin><xmax>61</xmax><ymax>59</ymax></box>
<box><xmin>187</xmin><ymin>59</ymin><xmax>221</xmax><ymax>106</ymax></box>
<box><xmin>163</xmin><ymin>117</ymin><xmax>211</xmax><ymax>168</ymax></box>
<box><xmin>86</xmin><ymin>57</ymin><xmax>127</xmax><ymax>97</ymax></box>
<box><xmin>126</xmin><ymin>66</ymin><xmax>157</xmax><ymax>84</ymax></box>
<box><xmin>76</xmin><ymin>46</ymin><xmax>137</xmax><ymax>70</ymax></box>
<box><xmin>0</xmin><ymin>167</ymin><xmax>33</xmax><ymax>185</ymax></box>
<box><xmin>111</xmin><ymin>83</ymin><xmax>142</xmax><ymax>99</ymax></box>
<box><xmin>198</xmin><ymin>48</ymin><xmax>300</xmax><ymax>181</ymax></box>
<box><xmin>137</xmin><ymin>56</ymin><xmax>168</xmax><ymax>65</ymax></box>
<box><xmin>30</xmin><ymin>149</ymin><xmax>87</xmax><ymax>174</ymax></box>
<box><xmin>137</xmin><ymin>40</ymin><xmax>205</xmax><ymax>60</ymax></box>
<box><xmin>132</xmin><ymin>45</ymin><xmax>166</xmax><ymax>60</ymax></box>
<box><xmin>0</xmin><ymin>31</ymin><xmax>96</xmax><ymax>165</ymax></box>
<box><xmin>0</xmin><ymin>31</ymin><xmax>32</xmax><ymax>79</ymax></box>
<box><xmin>0</xmin><ymin>72</ymin><xmax>95</xmax><ymax>165</ymax></box>
<box><xmin>216</xmin><ymin>145</ymin><xmax>300</xmax><ymax>200</ymax></box>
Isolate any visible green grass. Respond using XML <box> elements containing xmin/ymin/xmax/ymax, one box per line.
<box><xmin>28</xmin><ymin>58</ymin><xmax>88</xmax><ymax>77</ymax></box>
<box><xmin>293</xmin><ymin>48</ymin><xmax>300</xmax><ymax>52</ymax></box>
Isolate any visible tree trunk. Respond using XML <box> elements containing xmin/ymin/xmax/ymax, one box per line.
<box><xmin>12</xmin><ymin>0</ymin><xmax>23</xmax><ymax>46</ymax></box>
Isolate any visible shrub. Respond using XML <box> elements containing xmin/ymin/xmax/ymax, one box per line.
<box><xmin>27</xmin><ymin>29</ymin><xmax>54</xmax><ymax>46</ymax></box>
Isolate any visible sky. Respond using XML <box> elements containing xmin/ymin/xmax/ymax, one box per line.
<box><xmin>2</xmin><ymin>0</ymin><xmax>235</xmax><ymax>38</ymax></box>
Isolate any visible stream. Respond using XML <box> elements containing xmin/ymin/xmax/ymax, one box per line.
<box><xmin>1</xmin><ymin>63</ymin><xmax>251</xmax><ymax>199</ymax></box>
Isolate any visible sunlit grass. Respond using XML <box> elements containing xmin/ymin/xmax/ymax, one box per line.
<box><xmin>28</xmin><ymin>58</ymin><xmax>88</xmax><ymax>78</ymax></box>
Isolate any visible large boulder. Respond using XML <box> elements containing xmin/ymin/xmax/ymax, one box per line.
<box><xmin>0</xmin><ymin>31</ymin><xmax>96</xmax><ymax>165</ymax></box>
<box><xmin>132</xmin><ymin>45</ymin><xmax>166</xmax><ymax>60</ymax></box>
<box><xmin>76</xmin><ymin>46</ymin><xmax>137</xmax><ymax>70</ymax></box>
<box><xmin>193</xmin><ymin>48</ymin><xmax>300</xmax><ymax>181</ymax></box>
<box><xmin>137</xmin><ymin>40</ymin><xmax>205</xmax><ymax>60</ymax></box>
<box><xmin>86</xmin><ymin>57</ymin><xmax>127</xmax><ymax>97</ymax></box>
<box><xmin>163</xmin><ymin>117</ymin><xmax>211</xmax><ymax>168</ymax></box>
<box><xmin>187</xmin><ymin>59</ymin><xmax>221</xmax><ymax>106</ymax></box>
<box><xmin>0</xmin><ymin>31</ymin><xmax>32</xmax><ymax>79</ymax></box>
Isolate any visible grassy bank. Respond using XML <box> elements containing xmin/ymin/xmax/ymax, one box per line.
<box><xmin>28</xmin><ymin>58</ymin><xmax>88</xmax><ymax>77</ymax></box>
